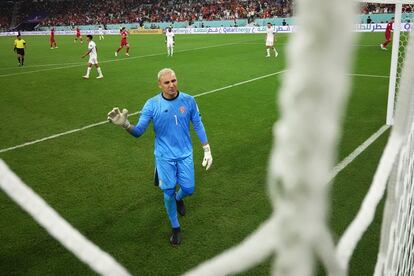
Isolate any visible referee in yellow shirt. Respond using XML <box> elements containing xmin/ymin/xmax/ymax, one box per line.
<box><xmin>14</xmin><ymin>34</ymin><xmax>26</xmax><ymax>66</ymax></box>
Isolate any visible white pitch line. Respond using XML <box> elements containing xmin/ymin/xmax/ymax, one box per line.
<box><xmin>0</xmin><ymin>70</ymin><xmax>287</xmax><ymax>154</ymax></box>
<box><xmin>0</xmin><ymin>41</ymin><xmax>251</xmax><ymax>77</ymax></box>
<box><xmin>329</xmin><ymin>124</ymin><xmax>390</xmax><ymax>181</ymax></box>
<box><xmin>350</xmin><ymin>73</ymin><xmax>389</xmax><ymax>78</ymax></box>
<box><xmin>0</xmin><ymin>61</ymin><xmax>84</xmax><ymax>70</ymax></box>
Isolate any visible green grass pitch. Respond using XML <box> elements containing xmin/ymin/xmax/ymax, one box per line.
<box><xmin>0</xmin><ymin>33</ymin><xmax>391</xmax><ymax>275</ymax></box>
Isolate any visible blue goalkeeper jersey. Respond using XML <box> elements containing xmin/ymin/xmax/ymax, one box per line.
<box><xmin>130</xmin><ymin>91</ymin><xmax>208</xmax><ymax>160</ymax></box>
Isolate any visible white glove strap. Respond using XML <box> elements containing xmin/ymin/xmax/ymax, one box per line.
<box><xmin>122</xmin><ymin>120</ymin><xmax>131</xmax><ymax>129</ymax></box>
<box><xmin>203</xmin><ymin>144</ymin><xmax>211</xmax><ymax>152</ymax></box>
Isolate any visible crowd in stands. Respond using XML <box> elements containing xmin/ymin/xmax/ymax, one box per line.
<box><xmin>0</xmin><ymin>0</ymin><xmax>412</xmax><ymax>30</ymax></box>
<box><xmin>29</xmin><ymin>0</ymin><xmax>293</xmax><ymax>27</ymax></box>
<box><xmin>360</xmin><ymin>3</ymin><xmax>412</xmax><ymax>14</ymax></box>
<box><xmin>0</xmin><ymin>2</ymin><xmax>13</xmax><ymax>31</ymax></box>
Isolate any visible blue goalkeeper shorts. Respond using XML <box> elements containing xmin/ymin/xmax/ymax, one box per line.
<box><xmin>155</xmin><ymin>154</ymin><xmax>195</xmax><ymax>191</ymax></box>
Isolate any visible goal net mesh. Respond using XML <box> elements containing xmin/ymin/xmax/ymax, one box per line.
<box><xmin>186</xmin><ymin>1</ymin><xmax>414</xmax><ymax>276</ymax></box>
<box><xmin>373</xmin><ymin>3</ymin><xmax>414</xmax><ymax>274</ymax></box>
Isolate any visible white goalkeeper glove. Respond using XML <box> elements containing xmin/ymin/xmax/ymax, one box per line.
<box><xmin>107</xmin><ymin>107</ymin><xmax>131</xmax><ymax>129</ymax></box>
<box><xmin>202</xmin><ymin>144</ymin><xmax>213</xmax><ymax>170</ymax></box>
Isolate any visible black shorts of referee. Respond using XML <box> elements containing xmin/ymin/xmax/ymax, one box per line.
<box><xmin>16</xmin><ymin>48</ymin><xmax>25</xmax><ymax>56</ymax></box>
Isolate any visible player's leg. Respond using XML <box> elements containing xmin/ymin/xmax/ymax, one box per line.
<box><xmin>170</xmin><ymin>44</ymin><xmax>174</xmax><ymax>56</ymax></box>
<box><xmin>83</xmin><ymin>63</ymin><xmax>92</xmax><ymax>79</ymax></box>
<box><xmin>80</xmin><ymin>36</ymin><xmax>83</xmax><ymax>44</ymax></box>
<box><xmin>125</xmin><ymin>44</ymin><xmax>130</xmax><ymax>56</ymax></box>
<box><xmin>15</xmin><ymin>50</ymin><xmax>21</xmax><ymax>65</ymax></box>
<box><xmin>381</xmin><ymin>34</ymin><xmax>391</xmax><ymax>50</ymax></box>
<box><xmin>50</xmin><ymin>40</ymin><xmax>53</xmax><ymax>49</ymax></box>
<box><xmin>156</xmin><ymin>158</ymin><xmax>181</xmax><ymax>245</ymax></box>
<box><xmin>164</xmin><ymin>189</ymin><xmax>181</xmax><ymax>245</ymax></box>
<box><xmin>273</xmin><ymin>44</ymin><xmax>278</xmax><ymax>57</ymax></box>
<box><xmin>95</xmin><ymin>63</ymin><xmax>103</xmax><ymax>79</ymax></box>
<box><xmin>176</xmin><ymin>155</ymin><xmax>195</xmax><ymax>216</ymax></box>
<box><xmin>16</xmin><ymin>53</ymin><xmax>21</xmax><ymax>66</ymax></box>
<box><xmin>20</xmin><ymin>51</ymin><xmax>25</xmax><ymax>66</ymax></box>
<box><xmin>115</xmin><ymin>45</ymin><xmax>122</xmax><ymax>56</ymax></box>
<box><xmin>266</xmin><ymin>46</ymin><xmax>271</xmax><ymax>57</ymax></box>
<box><xmin>167</xmin><ymin>44</ymin><xmax>170</xmax><ymax>56</ymax></box>
<box><xmin>383</xmin><ymin>38</ymin><xmax>391</xmax><ymax>48</ymax></box>
<box><xmin>274</xmin><ymin>48</ymin><xmax>278</xmax><ymax>57</ymax></box>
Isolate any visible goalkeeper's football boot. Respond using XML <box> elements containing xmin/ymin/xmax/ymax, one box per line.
<box><xmin>170</xmin><ymin>227</ymin><xmax>181</xmax><ymax>246</ymax></box>
<box><xmin>176</xmin><ymin>199</ymin><xmax>186</xmax><ymax>216</ymax></box>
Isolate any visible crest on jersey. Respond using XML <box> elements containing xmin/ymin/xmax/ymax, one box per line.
<box><xmin>179</xmin><ymin>106</ymin><xmax>186</xmax><ymax>113</ymax></box>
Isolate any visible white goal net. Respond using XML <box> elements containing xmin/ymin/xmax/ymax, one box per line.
<box><xmin>187</xmin><ymin>0</ymin><xmax>414</xmax><ymax>276</ymax></box>
<box><xmin>1</xmin><ymin>0</ymin><xmax>413</xmax><ymax>275</ymax></box>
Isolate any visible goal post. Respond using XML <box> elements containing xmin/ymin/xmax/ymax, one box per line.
<box><xmin>338</xmin><ymin>1</ymin><xmax>414</xmax><ymax>274</ymax></box>
<box><xmin>360</xmin><ymin>0</ymin><xmax>413</xmax><ymax>125</ymax></box>
<box><xmin>386</xmin><ymin>2</ymin><xmax>402</xmax><ymax>125</ymax></box>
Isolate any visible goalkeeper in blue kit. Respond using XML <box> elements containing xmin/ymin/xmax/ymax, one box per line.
<box><xmin>107</xmin><ymin>68</ymin><xmax>213</xmax><ymax>246</ymax></box>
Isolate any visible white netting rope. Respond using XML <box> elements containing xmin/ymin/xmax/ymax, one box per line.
<box><xmin>186</xmin><ymin>0</ymin><xmax>356</xmax><ymax>274</ymax></box>
<box><xmin>395</xmin><ymin>5</ymin><xmax>413</xmax><ymax>95</ymax></box>
<box><xmin>337</xmin><ymin>3</ymin><xmax>414</xmax><ymax>273</ymax></box>
<box><xmin>0</xmin><ymin>159</ymin><xmax>131</xmax><ymax>276</ymax></box>
<box><xmin>374</xmin><ymin>15</ymin><xmax>414</xmax><ymax>275</ymax></box>
<box><xmin>383</xmin><ymin>129</ymin><xmax>414</xmax><ymax>275</ymax></box>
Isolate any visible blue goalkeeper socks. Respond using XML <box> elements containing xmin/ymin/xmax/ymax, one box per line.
<box><xmin>175</xmin><ymin>189</ymin><xmax>186</xmax><ymax>201</ymax></box>
<box><xmin>175</xmin><ymin>186</ymin><xmax>194</xmax><ymax>201</ymax></box>
<box><xmin>164</xmin><ymin>190</ymin><xmax>179</xmax><ymax>228</ymax></box>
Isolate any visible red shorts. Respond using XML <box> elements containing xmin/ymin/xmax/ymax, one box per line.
<box><xmin>120</xmin><ymin>39</ymin><xmax>128</xmax><ymax>46</ymax></box>
<box><xmin>50</xmin><ymin>38</ymin><xmax>55</xmax><ymax>43</ymax></box>
<box><xmin>385</xmin><ymin>32</ymin><xmax>391</xmax><ymax>41</ymax></box>
<box><xmin>76</xmin><ymin>33</ymin><xmax>81</xmax><ymax>38</ymax></box>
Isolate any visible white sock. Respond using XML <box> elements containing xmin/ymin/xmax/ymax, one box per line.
<box><xmin>167</xmin><ymin>47</ymin><xmax>170</xmax><ymax>56</ymax></box>
<box><xmin>170</xmin><ymin>47</ymin><xmax>173</xmax><ymax>56</ymax></box>
<box><xmin>97</xmin><ymin>67</ymin><xmax>103</xmax><ymax>76</ymax></box>
<box><xmin>85</xmin><ymin>67</ymin><xmax>91</xmax><ymax>77</ymax></box>
<box><xmin>273</xmin><ymin>48</ymin><xmax>278</xmax><ymax>55</ymax></box>
<box><xmin>266</xmin><ymin>48</ymin><xmax>270</xmax><ymax>56</ymax></box>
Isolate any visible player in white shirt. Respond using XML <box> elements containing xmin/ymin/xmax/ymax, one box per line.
<box><xmin>81</xmin><ymin>35</ymin><xmax>103</xmax><ymax>79</ymax></box>
<box><xmin>98</xmin><ymin>26</ymin><xmax>104</xmax><ymax>40</ymax></box>
<box><xmin>166</xmin><ymin>27</ymin><xmax>175</xmax><ymax>56</ymax></box>
<box><xmin>265</xmin><ymin>22</ymin><xmax>278</xmax><ymax>58</ymax></box>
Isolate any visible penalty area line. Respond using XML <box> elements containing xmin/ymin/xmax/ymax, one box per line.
<box><xmin>329</xmin><ymin>124</ymin><xmax>390</xmax><ymax>181</ymax></box>
<box><xmin>0</xmin><ymin>70</ymin><xmax>287</xmax><ymax>154</ymax></box>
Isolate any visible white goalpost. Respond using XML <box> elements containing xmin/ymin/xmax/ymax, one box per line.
<box><xmin>360</xmin><ymin>0</ymin><xmax>414</xmax><ymax>125</ymax></box>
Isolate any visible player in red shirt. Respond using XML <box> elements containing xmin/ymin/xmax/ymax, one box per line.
<box><xmin>74</xmin><ymin>27</ymin><xmax>83</xmax><ymax>44</ymax></box>
<box><xmin>50</xmin><ymin>28</ymin><xmax>58</xmax><ymax>49</ymax></box>
<box><xmin>381</xmin><ymin>17</ymin><xmax>394</xmax><ymax>50</ymax></box>
<box><xmin>115</xmin><ymin>27</ymin><xmax>130</xmax><ymax>56</ymax></box>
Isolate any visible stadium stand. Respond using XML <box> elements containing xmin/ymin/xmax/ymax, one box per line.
<box><xmin>1</xmin><ymin>0</ymin><xmax>412</xmax><ymax>31</ymax></box>
<box><xmin>0</xmin><ymin>1</ymin><xmax>13</xmax><ymax>31</ymax></box>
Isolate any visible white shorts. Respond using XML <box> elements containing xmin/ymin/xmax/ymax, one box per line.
<box><xmin>167</xmin><ymin>42</ymin><xmax>174</xmax><ymax>48</ymax></box>
<box><xmin>99</xmin><ymin>32</ymin><xmax>104</xmax><ymax>35</ymax></box>
<box><xmin>266</xmin><ymin>39</ymin><xmax>274</xmax><ymax>47</ymax></box>
<box><xmin>88</xmin><ymin>56</ymin><xmax>98</xmax><ymax>64</ymax></box>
